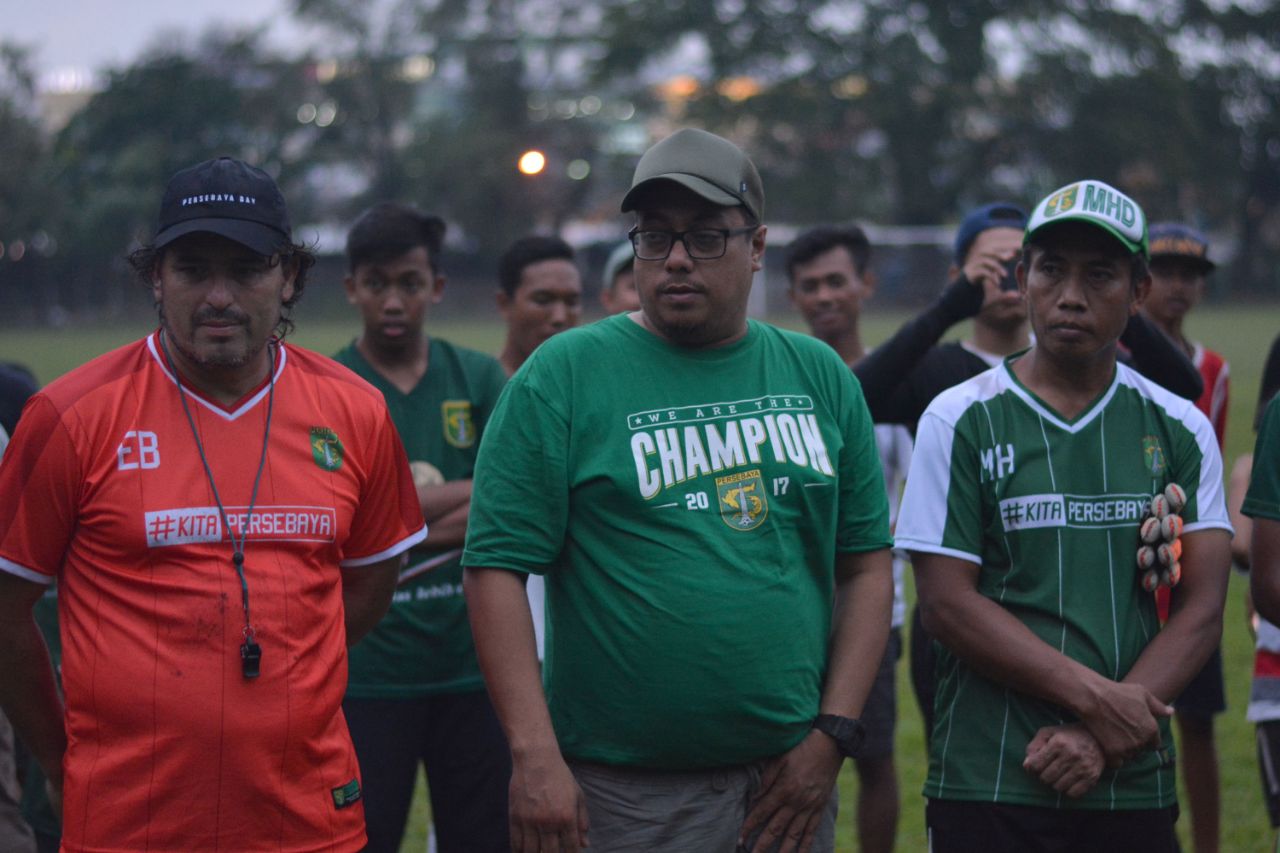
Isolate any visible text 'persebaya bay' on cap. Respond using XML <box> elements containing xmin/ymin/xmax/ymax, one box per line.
<box><xmin>1024</xmin><ymin>179</ymin><xmax>1148</xmax><ymax>257</ymax></box>
<box><xmin>154</xmin><ymin>157</ymin><xmax>293</xmax><ymax>256</ymax></box>
<box><xmin>621</xmin><ymin>128</ymin><xmax>764</xmax><ymax>220</ymax></box>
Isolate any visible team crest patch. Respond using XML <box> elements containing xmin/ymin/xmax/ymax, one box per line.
<box><xmin>717</xmin><ymin>469</ymin><xmax>768</xmax><ymax>531</ymax></box>
<box><xmin>331</xmin><ymin>778</ymin><xmax>362</xmax><ymax>809</ymax></box>
<box><xmin>1142</xmin><ymin>435</ymin><xmax>1165</xmax><ymax>476</ymax></box>
<box><xmin>310</xmin><ymin>427</ymin><xmax>344</xmax><ymax>471</ymax></box>
<box><xmin>442</xmin><ymin>400</ymin><xmax>476</xmax><ymax>448</ymax></box>
<box><xmin>1044</xmin><ymin>184</ymin><xmax>1079</xmax><ymax>217</ymax></box>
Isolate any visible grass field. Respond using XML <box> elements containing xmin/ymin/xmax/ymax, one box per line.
<box><xmin>2</xmin><ymin>303</ymin><xmax>1276</xmax><ymax>851</ymax></box>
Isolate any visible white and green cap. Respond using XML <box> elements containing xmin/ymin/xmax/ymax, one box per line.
<box><xmin>1024</xmin><ymin>179</ymin><xmax>1149</xmax><ymax>258</ymax></box>
<box><xmin>621</xmin><ymin>128</ymin><xmax>764</xmax><ymax>220</ymax></box>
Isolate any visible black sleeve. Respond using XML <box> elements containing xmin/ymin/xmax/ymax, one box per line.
<box><xmin>1117</xmin><ymin>313</ymin><xmax>1203</xmax><ymax>402</ymax></box>
<box><xmin>0</xmin><ymin>364</ymin><xmax>38</xmax><ymax>437</ymax></box>
<box><xmin>1256</xmin><ymin>333</ymin><xmax>1280</xmax><ymax>430</ymax></box>
<box><xmin>854</xmin><ymin>275</ymin><xmax>983</xmax><ymax>422</ymax></box>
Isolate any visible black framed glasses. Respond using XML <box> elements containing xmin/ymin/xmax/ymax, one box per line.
<box><xmin>628</xmin><ymin>226</ymin><xmax>758</xmax><ymax>261</ymax></box>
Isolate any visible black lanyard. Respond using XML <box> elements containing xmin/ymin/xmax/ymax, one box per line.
<box><xmin>159</xmin><ymin>332</ymin><xmax>276</xmax><ymax>679</ymax></box>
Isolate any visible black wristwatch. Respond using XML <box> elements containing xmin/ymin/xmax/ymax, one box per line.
<box><xmin>812</xmin><ymin>714</ymin><xmax>865</xmax><ymax>758</ymax></box>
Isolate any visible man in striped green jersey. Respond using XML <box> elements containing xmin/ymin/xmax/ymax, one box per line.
<box><xmin>895</xmin><ymin>179</ymin><xmax>1232</xmax><ymax>852</ymax></box>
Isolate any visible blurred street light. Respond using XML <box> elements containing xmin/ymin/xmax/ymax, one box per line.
<box><xmin>518</xmin><ymin>150</ymin><xmax>547</xmax><ymax>175</ymax></box>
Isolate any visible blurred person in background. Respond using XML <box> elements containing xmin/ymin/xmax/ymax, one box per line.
<box><xmin>1140</xmin><ymin>222</ymin><xmax>1228</xmax><ymax>853</ymax></box>
<box><xmin>1232</xmin><ymin>330</ymin><xmax>1280</xmax><ymax>853</ymax></box>
<box><xmin>496</xmin><ymin>235</ymin><xmax>582</xmax><ymax>376</ymax></box>
<box><xmin>336</xmin><ymin>202</ymin><xmax>511</xmax><ymax>853</ymax></box>
<box><xmin>787</xmin><ymin>224</ymin><xmax>909</xmax><ymax>853</ymax></box>
<box><xmin>0</xmin><ymin>361</ymin><xmax>38</xmax><ymax>851</ymax></box>
<box><xmin>599</xmin><ymin>240</ymin><xmax>640</xmax><ymax>314</ymax></box>
<box><xmin>494</xmin><ymin>234</ymin><xmax>584</xmax><ymax>663</ymax></box>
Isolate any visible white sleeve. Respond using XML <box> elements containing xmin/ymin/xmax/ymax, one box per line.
<box><xmin>895</xmin><ymin>409</ymin><xmax>981</xmax><ymax>564</ymax></box>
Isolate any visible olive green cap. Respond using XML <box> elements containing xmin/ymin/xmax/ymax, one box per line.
<box><xmin>621</xmin><ymin>128</ymin><xmax>764</xmax><ymax>220</ymax></box>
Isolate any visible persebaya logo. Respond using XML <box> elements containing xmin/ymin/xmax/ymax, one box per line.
<box><xmin>442</xmin><ymin>400</ymin><xmax>476</xmax><ymax>448</ymax></box>
<box><xmin>717</xmin><ymin>469</ymin><xmax>768</xmax><ymax>531</ymax></box>
<box><xmin>1044</xmin><ymin>184</ymin><xmax>1079</xmax><ymax>217</ymax></box>
<box><xmin>330</xmin><ymin>778</ymin><xmax>361</xmax><ymax>809</ymax></box>
<box><xmin>310</xmin><ymin>427</ymin><xmax>344</xmax><ymax>471</ymax></box>
<box><xmin>1142</xmin><ymin>435</ymin><xmax>1165</xmax><ymax>475</ymax></box>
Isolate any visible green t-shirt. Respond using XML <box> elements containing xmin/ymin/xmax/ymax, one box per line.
<box><xmin>462</xmin><ymin>315</ymin><xmax>892</xmax><ymax>769</ymax></box>
<box><xmin>335</xmin><ymin>338</ymin><xmax>507</xmax><ymax>696</ymax></box>
<box><xmin>1244</xmin><ymin>396</ymin><xmax>1280</xmax><ymax>522</ymax></box>
<box><xmin>896</xmin><ymin>356</ymin><xmax>1232</xmax><ymax>810</ymax></box>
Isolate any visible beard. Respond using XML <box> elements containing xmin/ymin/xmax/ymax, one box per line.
<box><xmin>646</xmin><ymin>306</ymin><xmax>743</xmax><ymax>349</ymax></box>
<box><xmin>159</xmin><ymin>304</ymin><xmax>264</xmax><ymax>370</ymax></box>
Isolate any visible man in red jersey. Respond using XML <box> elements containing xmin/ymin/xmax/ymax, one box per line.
<box><xmin>1140</xmin><ymin>221</ymin><xmax>1228</xmax><ymax>853</ymax></box>
<box><xmin>0</xmin><ymin>157</ymin><xmax>426</xmax><ymax>853</ymax></box>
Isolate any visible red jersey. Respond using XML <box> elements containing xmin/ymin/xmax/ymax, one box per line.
<box><xmin>1157</xmin><ymin>342</ymin><xmax>1229</xmax><ymax>622</ymax></box>
<box><xmin>1193</xmin><ymin>342</ymin><xmax>1229</xmax><ymax>450</ymax></box>
<box><xmin>0</xmin><ymin>333</ymin><xmax>426</xmax><ymax>852</ymax></box>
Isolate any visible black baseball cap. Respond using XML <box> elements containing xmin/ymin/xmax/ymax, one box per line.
<box><xmin>621</xmin><ymin>128</ymin><xmax>764</xmax><ymax>220</ymax></box>
<box><xmin>1148</xmin><ymin>222</ymin><xmax>1215</xmax><ymax>272</ymax></box>
<box><xmin>953</xmin><ymin>202</ymin><xmax>1028</xmax><ymax>263</ymax></box>
<box><xmin>154</xmin><ymin>157</ymin><xmax>292</xmax><ymax>255</ymax></box>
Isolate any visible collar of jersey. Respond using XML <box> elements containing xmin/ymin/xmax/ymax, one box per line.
<box><xmin>998</xmin><ymin>352</ymin><xmax>1120</xmax><ymax>433</ymax></box>
<box><xmin>146</xmin><ymin>331</ymin><xmax>287</xmax><ymax>421</ymax></box>
<box><xmin>616</xmin><ymin>312</ymin><xmax>759</xmax><ymax>358</ymax></box>
<box><xmin>959</xmin><ymin>340</ymin><xmax>1004</xmax><ymax>368</ymax></box>
<box><xmin>344</xmin><ymin>335</ymin><xmax>435</xmax><ymax>398</ymax></box>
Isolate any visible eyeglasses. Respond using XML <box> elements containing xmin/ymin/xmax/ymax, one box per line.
<box><xmin>628</xmin><ymin>226</ymin><xmax>758</xmax><ymax>261</ymax></box>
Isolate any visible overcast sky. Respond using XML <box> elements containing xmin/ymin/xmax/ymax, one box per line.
<box><xmin>12</xmin><ymin>0</ymin><xmax>315</xmax><ymax>81</ymax></box>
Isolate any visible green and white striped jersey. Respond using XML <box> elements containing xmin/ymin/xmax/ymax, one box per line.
<box><xmin>896</xmin><ymin>355</ymin><xmax>1231</xmax><ymax>810</ymax></box>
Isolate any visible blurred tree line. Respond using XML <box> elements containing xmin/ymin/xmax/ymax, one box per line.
<box><xmin>1</xmin><ymin>0</ymin><xmax>1278</xmax><ymax>322</ymax></box>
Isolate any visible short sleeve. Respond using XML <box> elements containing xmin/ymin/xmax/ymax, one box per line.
<box><xmin>1174</xmin><ymin>400</ymin><xmax>1231</xmax><ymax>534</ymax></box>
<box><xmin>0</xmin><ymin>395</ymin><xmax>81</xmax><ymax>583</ymax></box>
<box><xmin>895</xmin><ymin>407</ymin><xmax>983</xmax><ymax>564</ymax></box>
<box><xmin>340</xmin><ymin>405</ymin><xmax>427</xmax><ymax>566</ymax></box>
<box><xmin>1245</xmin><ymin>397</ymin><xmax>1280</xmax><ymax>522</ymax></box>
<box><xmin>834</xmin><ymin>374</ymin><xmax>892</xmax><ymax>553</ymax></box>
<box><xmin>462</xmin><ymin>366</ymin><xmax>570</xmax><ymax>574</ymax></box>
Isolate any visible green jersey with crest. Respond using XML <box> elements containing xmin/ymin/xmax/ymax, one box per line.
<box><xmin>1243</xmin><ymin>396</ymin><xmax>1280</xmax><ymax>523</ymax></box>
<box><xmin>335</xmin><ymin>338</ymin><xmax>507</xmax><ymax>696</ymax></box>
<box><xmin>462</xmin><ymin>315</ymin><xmax>892</xmax><ymax>769</ymax></box>
<box><xmin>895</xmin><ymin>356</ymin><xmax>1231</xmax><ymax>810</ymax></box>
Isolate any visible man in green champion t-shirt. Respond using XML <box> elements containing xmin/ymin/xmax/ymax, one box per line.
<box><xmin>462</xmin><ymin>129</ymin><xmax>894</xmax><ymax>853</ymax></box>
<box><xmin>334</xmin><ymin>203</ymin><xmax>510</xmax><ymax>853</ymax></box>
<box><xmin>896</xmin><ymin>180</ymin><xmax>1232</xmax><ymax>852</ymax></box>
